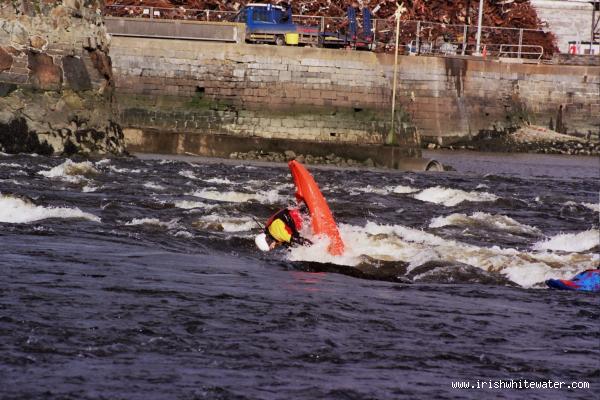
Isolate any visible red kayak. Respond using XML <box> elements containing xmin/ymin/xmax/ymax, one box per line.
<box><xmin>288</xmin><ymin>160</ymin><xmax>345</xmax><ymax>255</ymax></box>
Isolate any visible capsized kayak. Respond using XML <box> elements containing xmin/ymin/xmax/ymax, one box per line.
<box><xmin>546</xmin><ymin>269</ymin><xmax>600</xmax><ymax>292</ymax></box>
<box><xmin>288</xmin><ymin>160</ymin><xmax>344</xmax><ymax>255</ymax></box>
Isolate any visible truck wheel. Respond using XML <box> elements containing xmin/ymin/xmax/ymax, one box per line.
<box><xmin>275</xmin><ymin>35</ymin><xmax>285</xmax><ymax>46</ymax></box>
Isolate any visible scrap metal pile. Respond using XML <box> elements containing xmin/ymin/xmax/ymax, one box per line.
<box><xmin>105</xmin><ymin>0</ymin><xmax>558</xmax><ymax>55</ymax></box>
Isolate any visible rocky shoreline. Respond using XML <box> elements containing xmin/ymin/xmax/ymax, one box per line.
<box><xmin>427</xmin><ymin>126</ymin><xmax>600</xmax><ymax>156</ymax></box>
<box><xmin>229</xmin><ymin>150</ymin><xmax>378</xmax><ymax>168</ymax></box>
<box><xmin>0</xmin><ymin>1</ymin><xmax>126</xmax><ymax>156</ymax></box>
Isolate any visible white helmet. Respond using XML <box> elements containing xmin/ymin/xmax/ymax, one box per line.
<box><xmin>255</xmin><ymin>233</ymin><xmax>270</xmax><ymax>252</ymax></box>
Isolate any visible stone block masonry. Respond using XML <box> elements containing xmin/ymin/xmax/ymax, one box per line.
<box><xmin>373</xmin><ymin>55</ymin><xmax>600</xmax><ymax>144</ymax></box>
<box><xmin>111</xmin><ymin>36</ymin><xmax>599</xmax><ymax>151</ymax></box>
<box><xmin>111</xmin><ymin>37</ymin><xmax>420</xmax><ymax>161</ymax></box>
<box><xmin>0</xmin><ymin>1</ymin><xmax>125</xmax><ymax>155</ymax></box>
<box><xmin>111</xmin><ymin>39</ymin><xmax>392</xmax><ymax>113</ymax></box>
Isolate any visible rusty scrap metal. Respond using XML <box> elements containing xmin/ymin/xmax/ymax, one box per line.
<box><xmin>105</xmin><ymin>0</ymin><xmax>557</xmax><ymax>54</ymax></box>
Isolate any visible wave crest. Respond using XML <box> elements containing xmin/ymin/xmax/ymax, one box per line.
<box><xmin>0</xmin><ymin>194</ymin><xmax>100</xmax><ymax>224</ymax></box>
<box><xmin>414</xmin><ymin>186</ymin><xmax>499</xmax><ymax>207</ymax></box>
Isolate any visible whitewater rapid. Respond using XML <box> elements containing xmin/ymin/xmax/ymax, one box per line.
<box><xmin>3</xmin><ymin>156</ymin><xmax>599</xmax><ymax>289</ymax></box>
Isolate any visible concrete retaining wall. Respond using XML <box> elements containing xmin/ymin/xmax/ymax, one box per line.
<box><xmin>389</xmin><ymin>55</ymin><xmax>600</xmax><ymax>142</ymax></box>
<box><xmin>105</xmin><ymin>17</ymin><xmax>245</xmax><ymax>43</ymax></box>
<box><xmin>111</xmin><ymin>36</ymin><xmax>600</xmax><ymax>148</ymax></box>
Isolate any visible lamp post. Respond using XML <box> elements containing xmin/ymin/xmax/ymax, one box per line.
<box><xmin>387</xmin><ymin>2</ymin><xmax>407</xmax><ymax>145</ymax></box>
<box><xmin>475</xmin><ymin>0</ymin><xmax>484</xmax><ymax>55</ymax></box>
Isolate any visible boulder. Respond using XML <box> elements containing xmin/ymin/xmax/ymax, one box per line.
<box><xmin>29</xmin><ymin>36</ymin><xmax>48</xmax><ymax>50</ymax></box>
<box><xmin>89</xmin><ymin>49</ymin><xmax>112</xmax><ymax>80</ymax></box>
<box><xmin>0</xmin><ymin>47</ymin><xmax>13</xmax><ymax>72</ymax></box>
<box><xmin>10</xmin><ymin>21</ymin><xmax>29</xmax><ymax>46</ymax></box>
<box><xmin>284</xmin><ymin>150</ymin><xmax>296</xmax><ymax>160</ymax></box>
<box><xmin>28</xmin><ymin>51</ymin><xmax>63</xmax><ymax>91</ymax></box>
<box><xmin>62</xmin><ymin>56</ymin><xmax>92</xmax><ymax>91</ymax></box>
<box><xmin>0</xmin><ymin>83</ymin><xmax>17</xmax><ymax>97</ymax></box>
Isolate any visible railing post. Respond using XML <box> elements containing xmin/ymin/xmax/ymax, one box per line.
<box><xmin>518</xmin><ymin>29</ymin><xmax>523</xmax><ymax>58</ymax></box>
<box><xmin>150</xmin><ymin>7</ymin><xmax>153</xmax><ymax>19</ymax></box>
<box><xmin>373</xmin><ymin>18</ymin><xmax>377</xmax><ymax>40</ymax></box>
<box><xmin>321</xmin><ymin>16</ymin><xmax>325</xmax><ymax>32</ymax></box>
<box><xmin>462</xmin><ymin>24</ymin><xmax>467</xmax><ymax>55</ymax></box>
<box><xmin>416</xmin><ymin>21</ymin><xmax>421</xmax><ymax>55</ymax></box>
<box><xmin>206</xmin><ymin>10</ymin><xmax>210</xmax><ymax>21</ymax></box>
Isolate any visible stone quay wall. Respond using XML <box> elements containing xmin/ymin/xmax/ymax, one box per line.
<box><xmin>111</xmin><ymin>38</ymin><xmax>415</xmax><ymax>153</ymax></box>
<box><xmin>0</xmin><ymin>0</ymin><xmax>124</xmax><ymax>155</ymax></box>
<box><xmin>111</xmin><ymin>35</ymin><xmax>599</xmax><ymax>150</ymax></box>
<box><xmin>388</xmin><ymin>56</ymin><xmax>600</xmax><ymax>143</ymax></box>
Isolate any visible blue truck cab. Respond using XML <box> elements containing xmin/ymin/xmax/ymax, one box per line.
<box><xmin>234</xmin><ymin>3</ymin><xmax>373</xmax><ymax>49</ymax></box>
<box><xmin>235</xmin><ymin>3</ymin><xmax>319</xmax><ymax>45</ymax></box>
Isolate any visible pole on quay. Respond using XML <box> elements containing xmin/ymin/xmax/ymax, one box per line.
<box><xmin>387</xmin><ymin>2</ymin><xmax>406</xmax><ymax>145</ymax></box>
<box><xmin>475</xmin><ymin>0</ymin><xmax>484</xmax><ymax>55</ymax></box>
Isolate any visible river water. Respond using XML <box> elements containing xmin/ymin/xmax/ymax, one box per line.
<box><xmin>1</xmin><ymin>151</ymin><xmax>598</xmax><ymax>399</ymax></box>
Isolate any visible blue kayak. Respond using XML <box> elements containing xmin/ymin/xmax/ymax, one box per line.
<box><xmin>546</xmin><ymin>269</ymin><xmax>600</xmax><ymax>292</ymax></box>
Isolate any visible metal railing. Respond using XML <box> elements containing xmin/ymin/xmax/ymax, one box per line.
<box><xmin>103</xmin><ymin>5</ymin><xmax>552</xmax><ymax>58</ymax></box>
<box><xmin>104</xmin><ymin>5</ymin><xmax>239</xmax><ymax>22</ymax></box>
<box><xmin>499</xmin><ymin>44</ymin><xmax>544</xmax><ymax>61</ymax></box>
<box><xmin>376</xmin><ymin>19</ymin><xmax>551</xmax><ymax>59</ymax></box>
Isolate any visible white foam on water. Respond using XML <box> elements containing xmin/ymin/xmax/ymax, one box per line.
<box><xmin>0</xmin><ymin>163</ymin><xmax>22</xmax><ymax>168</ymax></box>
<box><xmin>190</xmin><ymin>188</ymin><xmax>282</xmax><ymax>204</ymax></box>
<box><xmin>193</xmin><ymin>214</ymin><xmax>257</xmax><ymax>232</ymax></box>
<box><xmin>287</xmin><ymin>221</ymin><xmax>597</xmax><ymax>288</ymax></box>
<box><xmin>38</xmin><ymin>159</ymin><xmax>98</xmax><ymax>183</ymax></box>
<box><xmin>95</xmin><ymin>159</ymin><xmax>111</xmax><ymax>166</ymax></box>
<box><xmin>0</xmin><ymin>179</ymin><xmax>24</xmax><ymax>185</ymax></box>
<box><xmin>173</xmin><ymin>230</ymin><xmax>194</xmax><ymax>238</ymax></box>
<box><xmin>582</xmin><ymin>202</ymin><xmax>600</xmax><ymax>213</ymax></box>
<box><xmin>203</xmin><ymin>177</ymin><xmax>234</xmax><ymax>185</ymax></box>
<box><xmin>350</xmin><ymin>185</ymin><xmax>389</xmax><ymax>195</ymax></box>
<box><xmin>476</xmin><ymin>184</ymin><xmax>489</xmax><ymax>189</ymax></box>
<box><xmin>244</xmin><ymin>181</ymin><xmax>293</xmax><ymax>192</ymax></box>
<box><xmin>108</xmin><ymin>165</ymin><xmax>142</xmax><ymax>174</ymax></box>
<box><xmin>413</xmin><ymin>186</ymin><xmax>499</xmax><ymax>207</ymax></box>
<box><xmin>533</xmin><ymin>229</ymin><xmax>599</xmax><ymax>252</ymax></box>
<box><xmin>125</xmin><ymin>218</ymin><xmax>180</xmax><ymax>229</ymax></box>
<box><xmin>179</xmin><ymin>170</ymin><xmax>198</xmax><ymax>180</ymax></box>
<box><xmin>429</xmin><ymin>212</ymin><xmax>541</xmax><ymax>235</ymax></box>
<box><xmin>0</xmin><ymin>194</ymin><xmax>100</xmax><ymax>223</ymax></box>
<box><xmin>82</xmin><ymin>185</ymin><xmax>98</xmax><ymax>193</ymax></box>
<box><xmin>387</xmin><ymin>185</ymin><xmax>419</xmax><ymax>194</ymax></box>
<box><xmin>173</xmin><ymin>200</ymin><xmax>217</xmax><ymax>210</ymax></box>
<box><xmin>143</xmin><ymin>182</ymin><xmax>165</xmax><ymax>190</ymax></box>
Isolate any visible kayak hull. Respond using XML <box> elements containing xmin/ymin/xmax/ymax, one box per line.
<box><xmin>545</xmin><ymin>270</ymin><xmax>600</xmax><ymax>292</ymax></box>
<box><xmin>288</xmin><ymin>160</ymin><xmax>344</xmax><ymax>255</ymax></box>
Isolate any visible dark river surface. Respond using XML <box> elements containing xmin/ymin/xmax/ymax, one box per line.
<box><xmin>0</xmin><ymin>150</ymin><xmax>598</xmax><ymax>399</ymax></box>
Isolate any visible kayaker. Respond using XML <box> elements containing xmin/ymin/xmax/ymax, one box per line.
<box><xmin>546</xmin><ymin>269</ymin><xmax>600</xmax><ymax>292</ymax></box>
<box><xmin>255</xmin><ymin>207</ymin><xmax>311</xmax><ymax>251</ymax></box>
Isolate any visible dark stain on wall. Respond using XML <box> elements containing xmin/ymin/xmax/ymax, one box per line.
<box><xmin>444</xmin><ymin>57</ymin><xmax>468</xmax><ymax>96</ymax></box>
